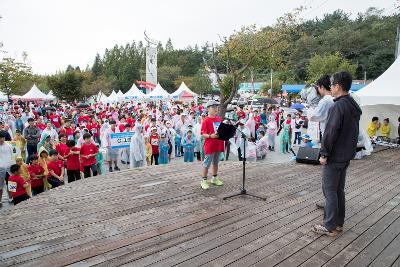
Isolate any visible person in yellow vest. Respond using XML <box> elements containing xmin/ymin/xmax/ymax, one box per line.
<box><xmin>15</xmin><ymin>156</ymin><xmax>32</xmax><ymax>197</ymax></box>
<box><xmin>380</xmin><ymin>118</ymin><xmax>391</xmax><ymax>138</ymax></box>
<box><xmin>367</xmin><ymin>117</ymin><xmax>380</xmax><ymax>138</ymax></box>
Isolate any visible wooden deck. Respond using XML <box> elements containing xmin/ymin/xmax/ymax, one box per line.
<box><xmin>0</xmin><ymin>148</ymin><xmax>399</xmax><ymax>267</ymax></box>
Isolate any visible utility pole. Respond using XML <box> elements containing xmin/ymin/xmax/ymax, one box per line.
<box><xmin>364</xmin><ymin>70</ymin><xmax>367</xmax><ymax>84</ymax></box>
<box><xmin>270</xmin><ymin>69</ymin><xmax>273</xmax><ymax>97</ymax></box>
<box><xmin>396</xmin><ymin>26</ymin><xmax>400</xmax><ymax>59</ymax></box>
<box><xmin>250</xmin><ymin>69</ymin><xmax>254</xmax><ymax>94</ymax></box>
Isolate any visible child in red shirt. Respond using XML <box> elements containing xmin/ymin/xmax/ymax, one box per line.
<box><xmin>56</xmin><ymin>133</ymin><xmax>69</xmax><ymax>163</ymax></box>
<box><xmin>65</xmin><ymin>140</ymin><xmax>81</xmax><ymax>182</ymax></box>
<box><xmin>80</xmin><ymin>133</ymin><xmax>98</xmax><ymax>178</ymax></box>
<box><xmin>28</xmin><ymin>155</ymin><xmax>45</xmax><ymax>195</ymax></box>
<box><xmin>200</xmin><ymin>100</ymin><xmax>224</xmax><ymax>190</ymax></box>
<box><xmin>88</xmin><ymin>118</ymin><xmax>100</xmax><ymax>144</ymax></box>
<box><xmin>47</xmin><ymin>150</ymin><xmax>65</xmax><ymax>188</ymax></box>
<box><xmin>8</xmin><ymin>164</ymin><xmax>30</xmax><ymax>205</ymax></box>
<box><xmin>150</xmin><ymin>127</ymin><xmax>159</xmax><ymax>165</ymax></box>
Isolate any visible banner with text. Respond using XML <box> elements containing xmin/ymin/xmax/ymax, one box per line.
<box><xmin>110</xmin><ymin>132</ymin><xmax>135</xmax><ymax>149</ymax></box>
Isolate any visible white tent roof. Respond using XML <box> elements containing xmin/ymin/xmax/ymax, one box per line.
<box><xmin>146</xmin><ymin>83</ymin><xmax>170</xmax><ymax>99</ymax></box>
<box><xmin>171</xmin><ymin>82</ymin><xmax>198</xmax><ymax>98</ymax></box>
<box><xmin>116</xmin><ymin>90</ymin><xmax>124</xmax><ymax>98</ymax></box>
<box><xmin>356</xmin><ymin>58</ymin><xmax>400</xmax><ymax>106</ymax></box>
<box><xmin>21</xmin><ymin>84</ymin><xmax>50</xmax><ymax>100</ymax></box>
<box><xmin>0</xmin><ymin>91</ymin><xmax>7</xmax><ymax>101</ymax></box>
<box><xmin>46</xmin><ymin>90</ymin><xmax>56</xmax><ymax>100</ymax></box>
<box><xmin>107</xmin><ymin>90</ymin><xmax>119</xmax><ymax>102</ymax></box>
<box><xmin>97</xmin><ymin>91</ymin><xmax>108</xmax><ymax>102</ymax></box>
<box><xmin>123</xmin><ymin>84</ymin><xmax>145</xmax><ymax>100</ymax></box>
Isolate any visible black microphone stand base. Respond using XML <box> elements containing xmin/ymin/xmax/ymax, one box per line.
<box><xmin>222</xmin><ymin>129</ymin><xmax>266</xmax><ymax>202</ymax></box>
<box><xmin>223</xmin><ymin>189</ymin><xmax>266</xmax><ymax>201</ymax></box>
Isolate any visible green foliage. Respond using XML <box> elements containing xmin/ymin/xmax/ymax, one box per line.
<box><xmin>158</xmin><ymin>65</ymin><xmax>182</xmax><ymax>93</ymax></box>
<box><xmin>47</xmin><ymin>69</ymin><xmax>85</xmax><ymax>101</ymax></box>
<box><xmin>82</xmin><ymin>74</ymin><xmax>113</xmax><ymax>97</ymax></box>
<box><xmin>288</xmin><ymin>9</ymin><xmax>399</xmax><ymax>81</ymax></box>
<box><xmin>0</xmin><ymin>57</ymin><xmax>32</xmax><ymax>96</ymax></box>
<box><xmin>307</xmin><ymin>52</ymin><xmax>357</xmax><ymax>83</ymax></box>
<box><xmin>191</xmin><ymin>70</ymin><xmax>212</xmax><ymax>96</ymax></box>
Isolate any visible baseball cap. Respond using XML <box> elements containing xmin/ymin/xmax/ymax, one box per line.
<box><xmin>239</xmin><ymin>119</ymin><xmax>246</xmax><ymax>125</ymax></box>
<box><xmin>206</xmin><ymin>100</ymin><xmax>219</xmax><ymax>108</ymax></box>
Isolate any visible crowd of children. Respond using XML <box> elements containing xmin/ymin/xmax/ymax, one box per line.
<box><xmin>0</xmin><ymin>96</ymin><xmax>321</xmax><ymax>206</ymax></box>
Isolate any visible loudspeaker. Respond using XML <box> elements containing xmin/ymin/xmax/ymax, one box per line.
<box><xmin>296</xmin><ymin>147</ymin><xmax>320</xmax><ymax>165</ymax></box>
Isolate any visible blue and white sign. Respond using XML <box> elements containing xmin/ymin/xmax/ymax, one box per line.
<box><xmin>110</xmin><ymin>132</ymin><xmax>135</xmax><ymax>149</ymax></box>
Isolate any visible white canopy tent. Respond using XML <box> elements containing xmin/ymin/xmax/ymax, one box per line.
<box><xmin>107</xmin><ymin>90</ymin><xmax>119</xmax><ymax>103</ymax></box>
<box><xmin>21</xmin><ymin>84</ymin><xmax>50</xmax><ymax>101</ymax></box>
<box><xmin>355</xmin><ymin>58</ymin><xmax>400</xmax><ymax>138</ymax></box>
<box><xmin>0</xmin><ymin>91</ymin><xmax>8</xmax><ymax>102</ymax></box>
<box><xmin>171</xmin><ymin>82</ymin><xmax>198</xmax><ymax>102</ymax></box>
<box><xmin>46</xmin><ymin>90</ymin><xmax>56</xmax><ymax>101</ymax></box>
<box><xmin>96</xmin><ymin>91</ymin><xmax>109</xmax><ymax>102</ymax></box>
<box><xmin>123</xmin><ymin>84</ymin><xmax>145</xmax><ymax>100</ymax></box>
<box><xmin>145</xmin><ymin>83</ymin><xmax>170</xmax><ymax>100</ymax></box>
<box><xmin>116</xmin><ymin>90</ymin><xmax>124</xmax><ymax>98</ymax></box>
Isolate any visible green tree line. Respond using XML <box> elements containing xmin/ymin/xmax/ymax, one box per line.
<box><xmin>1</xmin><ymin>8</ymin><xmax>399</xmax><ymax>101</ymax></box>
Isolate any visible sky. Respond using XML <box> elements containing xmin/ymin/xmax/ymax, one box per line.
<box><xmin>0</xmin><ymin>0</ymin><xmax>397</xmax><ymax>75</ymax></box>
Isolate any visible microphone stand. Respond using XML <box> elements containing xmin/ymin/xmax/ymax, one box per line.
<box><xmin>223</xmin><ymin>120</ymin><xmax>266</xmax><ymax>201</ymax></box>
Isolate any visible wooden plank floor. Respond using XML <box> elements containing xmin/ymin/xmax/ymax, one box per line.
<box><xmin>0</xmin><ymin>148</ymin><xmax>399</xmax><ymax>267</ymax></box>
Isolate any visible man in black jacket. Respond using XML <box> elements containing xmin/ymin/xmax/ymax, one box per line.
<box><xmin>312</xmin><ymin>71</ymin><xmax>362</xmax><ymax>237</ymax></box>
<box><xmin>23</xmin><ymin>118</ymin><xmax>41</xmax><ymax>162</ymax></box>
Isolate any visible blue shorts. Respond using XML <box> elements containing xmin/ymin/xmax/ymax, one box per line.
<box><xmin>203</xmin><ymin>152</ymin><xmax>221</xmax><ymax>169</ymax></box>
<box><xmin>107</xmin><ymin>148</ymin><xmax>119</xmax><ymax>161</ymax></box>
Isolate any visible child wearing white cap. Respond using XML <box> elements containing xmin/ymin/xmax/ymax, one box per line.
<box><xmin>200</xmin><ymin>100</ymin><xmax>224</xmax><ymax>190</ymax></box>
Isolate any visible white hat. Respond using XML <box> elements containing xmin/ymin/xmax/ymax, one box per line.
<box><xmin>206</xmin><ymin>100</ymin><xmax>219</xmax><ymax>108</ymax></box>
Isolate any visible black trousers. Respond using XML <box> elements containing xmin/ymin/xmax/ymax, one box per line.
<box><xmin>322</xmin><ymin>162</ymin><xmax>349</xmax><ymax>231</ymax></box>
<box><xmin>13</xmin><ymin>194</ymin><xmax>30</xmax><ymax>205</ymax></box>
<box><xmin>83</xmin><ymin>165</ymin><xmax>98</xmax><ymax>178</ymax></box>
<box><xmin>195</xmin><ymin>152</ymin><xmax>201</xmax><ymax>161</ymax></box>
<box><xmin>26</xmin><ymin>144</ymin><xmax>37</xmax><ymax>163</ymax></box>
<box><xmin>48</xmin><ymin>176</ymin><xmax>64</xmax><ymax>188</ymax></box>
<box><xmin>225</xmin><ymin>142</ymin><xmax>231</xmax><ymax>161</ymax></box>
<box><xmin>151</xmin><ymin>153</ymin><xmax>159</xmax><ymax>165</ymax></box>
<box><xmin>31</xmin><ymin>186</ymin><xmax>44</xmax><ymax>196</ymax></box>
<box><xmin>67</xmin><ymin>170</ymin><xmax>81</xmax><ymax>182</ymax></box>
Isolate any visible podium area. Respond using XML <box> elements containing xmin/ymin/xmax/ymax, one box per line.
<box><xmin>0</xmin><ymin>148</ymin><xmax>399</xmax><ymax>267</ymax></box>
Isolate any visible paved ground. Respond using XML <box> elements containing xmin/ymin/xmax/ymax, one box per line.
<box><xmin>0</xmin><ymin>147</ymin><xmax>398</xmax><ymax>266</ymax></box>
<box><xmin>0</xmin><ymin>139</ymin><xmax>298</xmax><ymax>211</ymax></box>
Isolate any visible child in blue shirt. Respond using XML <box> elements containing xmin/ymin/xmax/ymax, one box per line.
<box><xmin>182</xmin><ymin>129</ymin><xmax>196</xmax><ymax>162</ymax></box>
<box><xmin>302</xmin><ymin>134</ymin><xmax>315</xmax><ymax>148</ymax></box>
<box><xmin>159</xmin><ymin>133</ymin><xmax>170</xmax><ymax>164</ymax></box>
<box><xmin>175</xmin><ymin>129</ymin><xmax>182</xmax><ymax>157</ymax></box>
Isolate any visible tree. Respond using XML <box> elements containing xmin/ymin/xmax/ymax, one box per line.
<box><xmin>92</xmin><ymin>53</ymin><xmax>103</xmax><ymax>78</ymax></box>
<box><xmin>0</xmin><ymin>57</ymin><xmax>32</xmax><ymax>97</ymax></box>
<box><xmin>191</xmin><ymin>70</ymin><xmax>212</xmax><ymax>97</ymax></box>
<box><xmin>307</xmin><ymin>52</ymin><xmax>357</xmax><ymax>83</ymax></box>
<box><xmin>81</xmin><ymin>74</ymin><xmax>113</xmax><ymax>97</ymax></box>
<box><xmin>158</xmin><ymin>65</ymin><xmax>181</xmax><ymax>92</ymax></box>
<box><xmin>165</xmin><ymin>38</ymin><xmax>174</xmax><ymax>52</ymax></box>
<box><xmin>205</xmin><ymin>7</ymin><xmax>304</xmax><ymax>116</ymax></box>
<box><xmin>47</xmin><ymin>69</ymin><xmax>84</xmax><ymax>101</ymax></box>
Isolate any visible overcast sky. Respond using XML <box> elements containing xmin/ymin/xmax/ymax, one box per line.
<box><xmin>0</xmin><ymin>0</ymin><xmax>396</xmax><ymax>74</ymax></box>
